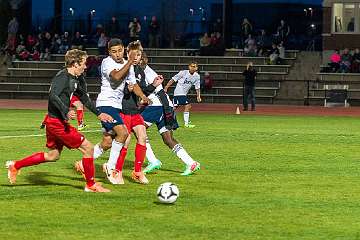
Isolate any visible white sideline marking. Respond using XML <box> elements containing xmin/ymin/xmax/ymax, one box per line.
<box><xmin>0</xmin><ymin>129</ymin><xmax>101</xmax><ymax>139</ymax></box>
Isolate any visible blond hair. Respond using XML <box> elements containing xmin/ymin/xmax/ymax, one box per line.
<box><xmin>64</xmin><ymin>49</ymin><xmax>88</xmax><ymax>67</ymax></box>
<box><xmin>127</xmin><ymin>40</ymin><xmax>143</xmax><ymax>52</ymax></box>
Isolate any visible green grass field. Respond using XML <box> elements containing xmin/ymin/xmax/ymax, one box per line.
<box><xmin>1</xmin><ymin>109</ymin><xmax>360</xmax><ymax>239</ymax></box>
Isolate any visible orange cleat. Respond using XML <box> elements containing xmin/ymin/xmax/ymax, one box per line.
<box><xmin>84</xmin><ymin>182</ymin><xmax>111</xmax><ymax>193</ymax></box>
<box><xmin>6</xmin><ymin>161</ymin><xmax>19</xmax><ymax>184</ymax></box>
<box><xmin>131</xmin><ymin>171</ymin><xmax>149</xmax><ymax>184</ymax></box>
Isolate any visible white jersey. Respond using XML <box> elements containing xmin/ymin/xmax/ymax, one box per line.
<box><xmin>143</xmin><ymin>66</ymin><xmax>173</xmax><ymax>107</ymax></box>
<box><xmin>172</xmin><ymin>70</ymin><xmax>200</xmax><ymax>96</ymax></box>
<box><xmin>96</xmin><ymin>56</ymin><xmax>136</xmax><ymax>109</ymax></box>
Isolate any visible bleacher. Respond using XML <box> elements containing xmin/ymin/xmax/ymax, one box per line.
<box><xmin>0</xmin><ymin>48</ymin><xmax>298</xmax><ymax>104</ymax></box>
<box><xmin>305</xmin><ymin>72</ymin><xmax>360</xmax><ymax>106</ymax></box>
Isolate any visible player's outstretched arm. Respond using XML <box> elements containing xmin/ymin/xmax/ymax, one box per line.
<box><xmin>164</xmin><ymin>79</ymin><xmax>175</xmax><ymax>93</ymax></box>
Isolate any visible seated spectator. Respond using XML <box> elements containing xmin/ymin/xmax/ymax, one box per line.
<box><xmin>199</xmin><ymin>33</ymin><xmax>211</xmax><ymax>56</ymax></box>
<box><xmin>59</xmin><ymin>31</ymin><xmax>70</xmax><ymax>54</ymax></box>
<box><xmin>278</xmin><ymin>41</ymin><xmax>285</xmax><ymax>62</ymax></box>
<box><xmin>71</xmin><ymin>31</ymin><xmax>84</xmax><ymax>50</ymax></box>
<box><xmin>328</xmin><ymin>49</ymin><xmax>341</xmax><ymax>72</ymax></box>
<box><xmin>257</xmin><ymin>29</ymin><xmax>271</xmax><ymax>56</ymax></box>
<box><xmin>16</xmin><ymin>41</ymin><xmax>30</xmax><ymax>61</ymax></box>
<box><xmin>268</xmin><ymin>43</ymin><xmax>280</xmax><ymax>65</ymax></box>
<box><xmin>30</xmin><ymin>47</ymin><xmax>40</xmax><ymax>61</ymax></box>
<box><xmin>86</xmin><ymin>55</ymin><xmax>102</xmax><ymax>77</ymax></box>
<box><xmin>212</xmin><ymin>32</ymin><xmax>225</xmax><ymax>56</ymax></box>
<box><xmin>340</xmin><ymin>48</ymin><xmax>352</xmax><ymax>73</ymax></box>
<box><xmin>351</xmin><ymin>48</ymin><xmax>360</xmax><ymax>73</ymax></box>
<box><xmin>39</xmin><ymin>32</ymin><xmax>52</xmax><ymax>61</ymax></box>
<box><xmin>97</xmin><ymin>32</ymin><xmax>108</xmax><ymax>55</ymax></box>
<box><xmin>244</xmin><ymin>34</ymin><xmax>256</xmax><ymax>57</ymax></box>
<box><xmin>26</xmin><ymin>34</ymin><xmax>37</xmax><ymax>52</ymax></box>
<box><xmin>51</xmin><ymin>33</ymin><xmax>61</xmax><ymax>54</ymax></box>
<box><xmin>203</xmin><ymin>71</ymin><xmax>214</xmax><ymax>92</ymax></box>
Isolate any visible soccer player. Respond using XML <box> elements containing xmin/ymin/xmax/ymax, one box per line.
<box><xmin>139</xmin><ymin>55</ymin><xmax>201</xmax><ymax>176</ymax></box>
<box><xmin>164</xmin><ymin>61</ymin><xmax>202</xmax><ymax>128</ymax></box>
<box><xmin>77</xmin><ymin>38</ymin><xmax>149</xmax><ymax>185</ymax></box>
<box><xmin>70</xmin><ymin>95</ymin><xmax>87</xmax><ymax>130</ymax></box>
<box><xmin>5</xmin><ymin>49</ymin><xmax>113</xmax><ymax>192</ymax></box>
<box><xmin>114</xmin><ymin>40</ymin><xmax>164</xmax><ymax>184</ymax></box>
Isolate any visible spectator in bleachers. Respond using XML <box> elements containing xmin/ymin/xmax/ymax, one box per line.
<box><xmin>39</xmin><ymin>32</ymin><xmax>52</xmax><ymax>61</ymax></box>
<box><xmin>7</xmin><ymin>17</ymin><xmax>19</xmax><ymax>54</ymax></box>
<box><xmin>328</xmin><ymin>49</ymin><xmax>341</xmax><ymax>72</ymax></box>
<box><xmin>242</xmin><ymin>62</ymin><xmax>257</xmax><ymax>111</ymax></box>
<box><xmin>129</xmin><ymin>17</ymin><xmax>141</xmax><ymax>42</ymax></box>
<box><xmin>86</xmin><ymin>55</ymin><xmax>102</xmax><ymax>77</ymax></box>
<box><xmin>351</xmin><ymin>48</ymin><xmax>360</xmax><ymax>73</ymax></box>
<box><xmin>71</xmin><ymin>31</ymin><xmax>84</xmax><ymax>50</ymax></box>
<box><xmin>16</xmin><ymin>41</ymin><xmax>30</xmax><ymax>61</ymax></box>
<box><xmin>148</xmin><ymin>16</ymin><xmax>160</xmax><ymax>48</ymax></box>
<box><xmin>107</xmin><ymin>16</ymin><xmax>120</xmax><ymax>38</ymax></box>
<box><xmin>51</xmin><ymin>33</ymin><xmax>61</xmax><ymax>54</ymax></box>
<box><xmin>278</xmin><ymin>41</ymin><xmax>285</xmax><ymax>61</ymax></box>
<box><xmin>241</xmin><ymin>18</ymin><xmax>253</xmax><ymax>47</ymax></box>
<box><xmin>340</xmin><ymin>48</ymin><xmax>352</xmax><ymax>73</ymax></box>
<box><xmin>269</xmin><ymin>43</ymin><xmax>280</xmax><ymax>65</ymax></box>
<box><xmin>199</xmin><ymin>32</ymin><xmax>211</xmax><ymax>56</ymax></box>
<box><xmin>276</xmin><ymin>20</ymin><xmax>290</xmax><ymax>43</ymax></box>
<box><xmin>202</xmin><ymin>71</ymin><xmax>214</xmax><ymax>93</ymax></box>
<box><xmin>97</xmin><ymin>32</ymin><xmax>108</xmax><ymax>55</ymax></box>
<box><xmin>58</xmin><ymin>31</ymin><xmax>70</xmax><ymax>54</ymax></box>
<box><xmin>244</xmin><ymin>34</ymin><xmax>256</xmax><ymax>57</ymax></box>
<box><xmin>26</xmin><ymin>34</ymin><xmax>37</xmax><ymax>52</ymax></box>
<box><xmin>257</xmin><ymin>29</ymin><xmax>271</xmax><ymax>57</ymax></box>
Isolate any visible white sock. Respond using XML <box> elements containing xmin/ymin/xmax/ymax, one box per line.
<box><xmin>146</xmin><ymin>138</ymin><xmax>159</xmax><ymax>164</ymax></box>
<box><xmin>107</xmin><ymin>139</ymin><xmax>123</xmax><ymax>169</ymax></box>
<box><xmin>172</xmin><ymin>143</ymin><xmax>195</xmax><ymax>166</ymax></box>
<box><xmin>93</xmin><ymin>143</ymin><xmax>104</xmax><ymax>159</ymax></box>
<box><xmin>183</xmin><ymin>112</ymin><xmax>190</xmax><ymax>125</ymax></box>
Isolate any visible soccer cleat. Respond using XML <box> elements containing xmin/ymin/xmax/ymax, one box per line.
<box><xmin>84</xmin><ymin>182</ymin><xmax>111</xmax><ymax>193</ymax></box>
<box><xmin>184</xmin><ymin>123</ymin><xmax>196</xmax><ymax>128</ymax></box>
<box><xmin>181</xmin><ymin>161</ymin><xmax>201</xmax><ymax>176</ymax></box>
<box><xmin>74</xmin><ymin>160</ymin><xmax>86</xmax><ymax>179</ymax></box>
<box><xmin>102</xmin><ymin>163</ymin><xmax>122</xmax><ymax>184</ymax></box>
<box><xmin>131</xmin><ymin>171</ymin><xmax>149</xmax><ymax>184</ymax></box>
<box><xmin>143</xmin><ymin>159</ymin><xmax>162</xmax><ymax>174</ymax></box>
<box><xmin>6</xmin><ymin>161</ymin><xmax>19</xmax><ymax>184</ymax></box>
<box><xmin>113</xmin><ymin>170</ymin><xmax>124</xmax><ymax>185</ymax></box>
<box><xmin>77</xmin><ymin>123</ymin><xmax>87</xmax><ymax>131</ymax></box>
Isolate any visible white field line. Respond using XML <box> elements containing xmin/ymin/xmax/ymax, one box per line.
<box><xmin>0</xmin><ymin>129</ymin><xmax>102</xmax><ymax>139</ymax></box>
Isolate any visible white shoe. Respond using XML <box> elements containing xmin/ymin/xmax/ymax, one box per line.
<box><xmin>102</xmin><ymin>163</ymin><xmax>119</xmax><ymax>184</ymax></box>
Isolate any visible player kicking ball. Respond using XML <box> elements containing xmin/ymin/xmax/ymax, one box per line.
<box><xmin>164</xmin><ymin>61</ymin><xmax>201</xmax><ymax>128</ymax></box>
<box><xmin>6</xmin><ymin>49</ymin><xmax>113</xmax><ymax>192</ymax></box>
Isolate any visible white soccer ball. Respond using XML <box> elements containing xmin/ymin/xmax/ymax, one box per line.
<box><xmin>157</xmin><ymin>182</ymin><xmax>179</xmax><ymax>204</ymax></box>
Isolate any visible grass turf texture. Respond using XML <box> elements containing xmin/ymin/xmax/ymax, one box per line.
<box><xmin>1</xmin><ymin>109</ymin><xmax>360</xmax><ymax>239</ymax></box>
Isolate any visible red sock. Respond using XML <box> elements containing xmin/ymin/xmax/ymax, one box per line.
<box><xmin>14</xmin><ymin>152</ymin><xmax>46</xmax><ymax>169</ymax></box>
<box><xmin>76</xmin><ymin>109</ymin><xmax>84</xmax><ymax>125</ymax></box>
<box><xmin>115</xmin><ymin>147</ymin><xmax>128</xmax><ymax>172</ymax></box>
<box><xmin>134</xmin><ymin>143</ymin><xmax>146</xmax><ymax>172</ymax></box>
<box><xmin>82</xmin><ymin>157</ymin><xmax>96</xmax><ymax>187</ymax></box>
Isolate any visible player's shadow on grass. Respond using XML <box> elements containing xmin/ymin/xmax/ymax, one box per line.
<box><xmin>1</xmin><ymin>172</ymin><xmax>83</xmax><ymax>190</ymax></box>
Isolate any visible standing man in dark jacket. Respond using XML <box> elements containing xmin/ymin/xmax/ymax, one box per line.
<box><xmin>6</xmin><ymin>49</ymin><xmax>113</xmax><ymax>193</ymax></box>
<box><xmin>242</xmin><ymin>62</ymin><xmax>257</xmax><ymax>111</ymax></box>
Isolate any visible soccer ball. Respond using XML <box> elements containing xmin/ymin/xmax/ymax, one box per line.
<box><xmin>157</xmin><ymin>182</ymin><xmax>179</xmax><ymax>204</ymax></box>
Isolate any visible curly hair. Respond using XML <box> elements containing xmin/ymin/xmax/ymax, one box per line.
<box><xmin>64</xmin><ymin>49</ymin><xmax>88</xmax><ymax>67</ymax></box>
